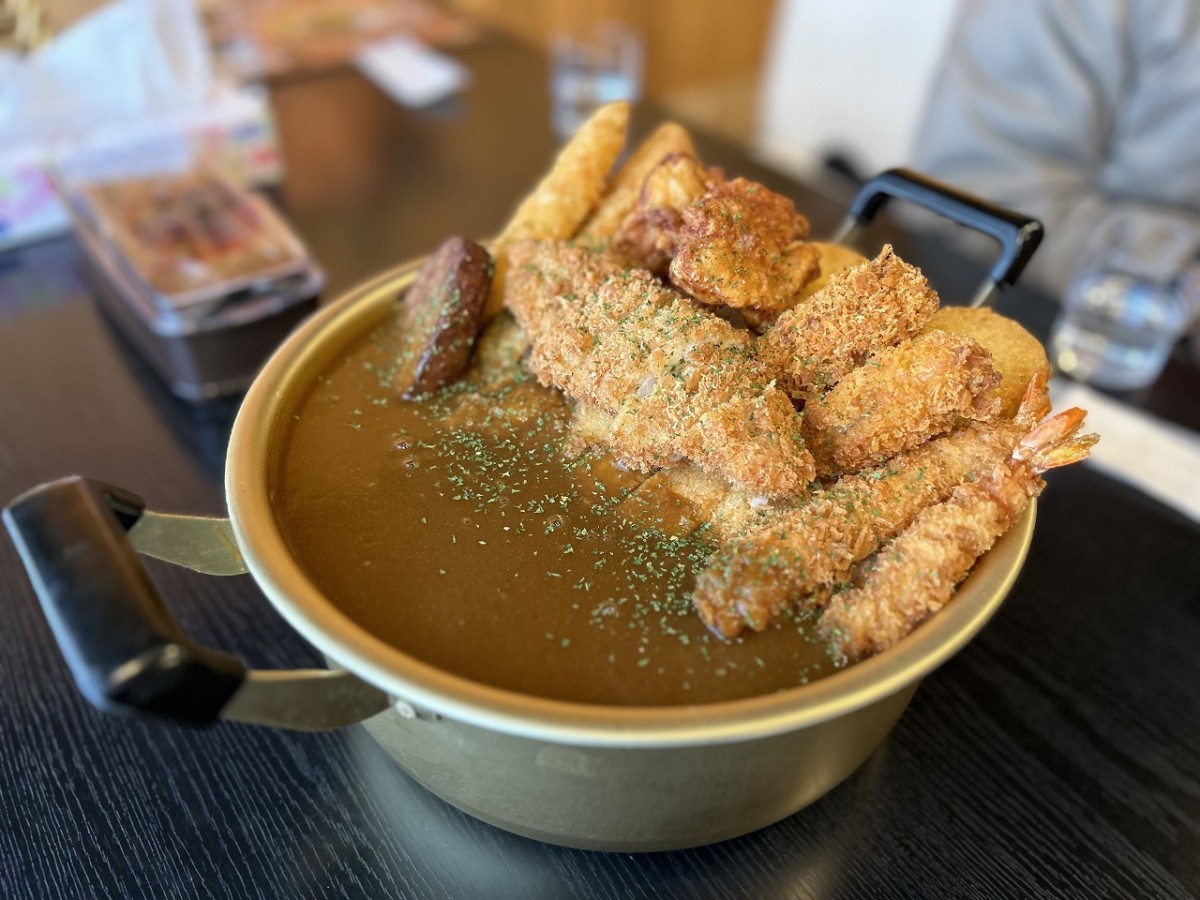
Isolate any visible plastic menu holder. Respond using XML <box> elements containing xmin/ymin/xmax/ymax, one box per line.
<box><xmin>58</xmin><ymin>156</ymin><xmax>324</xmax><ymax>402</ymax></box>
<box><xmin>62</xmin><ymin>167</ymin><xmax>311</xmax><ymax>318</ymax></box>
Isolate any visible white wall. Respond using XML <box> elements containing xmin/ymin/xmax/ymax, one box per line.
<box><xmin>754</xmin><ymin>0</ymin><xmax>960</xmax><ymax>181</ymax></box>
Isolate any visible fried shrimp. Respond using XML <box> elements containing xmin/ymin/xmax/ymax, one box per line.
<box><xmin>758</xmin><ymin>244</ymin><xmax>940</xmax><ymax>396</ymax></box>
<box><xmin>692</xmin><ymin>376</ymin><xmax>1053</xmax><ymax>637</ymax></box>
<box><xmin>802</xmin><ymin>330</ymin><xmax>1002</xmax><ymax>474</ymax></box>
<box><xmin>820</xmin><ymin>403</ymin><xmax>1097</xmax><ymax>662</ymax></box>
<box><xmin>504</xmin><ymin>240</ymin><xmax>816</xmax><ymax>498</ymax></box>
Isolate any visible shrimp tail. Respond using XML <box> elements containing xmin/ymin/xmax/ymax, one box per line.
<box><xmin>1014</xmin><ymin>406</ymin><xmax>1099</xmax><ymax>473</ymax></box>
<box><xmin>1013</xmin><ymin>372</ymin><xmax>1051</xmax><ymax>428</ymax></box>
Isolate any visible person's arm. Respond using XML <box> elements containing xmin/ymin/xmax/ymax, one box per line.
<box><xmin>911</xmin><ymin>0</ymin><xmax>1200</xmax><ymax>297</ymax></box>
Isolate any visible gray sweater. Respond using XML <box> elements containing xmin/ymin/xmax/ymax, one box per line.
<box><xmin>911</xmin><ymin>0</ymin><xmax>1200</xmax><ymax>299</ymax></box>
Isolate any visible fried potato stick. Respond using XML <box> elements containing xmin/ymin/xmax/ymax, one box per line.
<box><xmin>505</xmin><ymin>240</ymin><xmax>816</xmax><ymax>498</ymax></box>
<box><xmin>483</xmin><ymin>101</ymin><xmax>631</xmax><ymax>319</ymax></box>
<box><xmin>578</xmin><ymin>121</ymin><xmax>696</xmax><ymax>243</ymax></box>
<box><xmin>759</xmin><ymin>244</ymin><xmax>939</xmax><ymax>396</ymax></box>
<box><xmin>802</xmin><ymin>330</ymin><xmax>1002</xmax><ymax>474</ymax></box>
<box><xmin>821</xmin><ymin>405</ymin><xmax>1097</xmax><ymax>662</ymax></box>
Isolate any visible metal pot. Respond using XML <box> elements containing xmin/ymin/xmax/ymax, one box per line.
<box><xmin>3</xmin><ymin>170</ymin><xmax>1043</xmax><ymax>851</ymax></box>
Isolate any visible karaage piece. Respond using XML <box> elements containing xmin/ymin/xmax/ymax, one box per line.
<box><xmin>578</xmin><ymin>122</ymin><xmax>696</xmax><ymax>244</ymax></box>
<box><xmin>669</xmin><ymin>177</ymin><xmax>818</xmax><ymax>315</ymax></box>
<box><xmin>802</xmin><ymin>330</ymin><xmax>1002</xmax><ymax>474</ymax></box>
<box><xmin>758</xmin><ymin>245</ymin><xmax>940</xmax><ymax>396</ymax></box>
<box><xmin>611</xmin><ymin>152</ymin><xmax>717</xmax><ymax>274</ymax></box>
<box><xmin>922</xmin><ymin>306</ymin><xmax>1052</xmax><ymax>418</ymax></box>
<box><xmin>820</xmin><ymin>404</ymin><xmax>1096</xmax><ymax>662</ymax></box>
<box><xmin>483</xmin><ymin>101</ymin><xmax>630</xmax><ymax>319</ymax></box>
<box><xmin>693</xmin><ymin>399</ymin><xmax>1045</xmax><ymax>637</ymax></box>
<box><xmin>504</xmin><ymin>240</ymin><xmax>816</xmax><ymax>498</ymax></box>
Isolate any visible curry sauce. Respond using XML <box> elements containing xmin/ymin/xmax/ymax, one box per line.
<box><xmin>273</xmin><ymin>308</ymin><xmax>833</xmax><ymax>706</ymax></box>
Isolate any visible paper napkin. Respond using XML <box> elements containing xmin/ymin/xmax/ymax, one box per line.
<box><xmin>1050</xmin><ymin>377</ymin><xmax>1200</xmax><ymax>521</ymax></box>
<box><xmin>354</xmin><ymin>35</ymin><xmax>469</xmax><ymax>108</ymax></box>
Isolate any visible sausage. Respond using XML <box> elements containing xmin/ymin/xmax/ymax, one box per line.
<box><xmin>392</xmin><ymin>237</ymin><xmax>493</xmax><ymax>398</ymax></box>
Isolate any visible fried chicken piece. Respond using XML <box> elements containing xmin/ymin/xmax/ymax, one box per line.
<box><xmin>758</xmin><ymin>244</ymin><xmax>940</xmax><ymax>396</ymax></box>
<box><xmin>820</xmin><ymin>404</ymin><xmax>1096</xmax><ymax>662</ymax></box>
<box><xmin>669</xmin><ymin>177</ymin><xmax>817</xmax><ymax>317</ymax></box>
<box><xmin>803</xmin><ymin>330</ymin><xmax>1002</xmax><ymax>474</ymax></box>
<box><xmin>504</xmin><ymin>240</ymin><xmax>816</xmax><ymax>498</ymax></box>
<box><xmin>692</xmin><ymin>395</ymin><xmax>1046</xmax><ymax>637</ymax></box>
<box><xmin>611</xmin><ymin>152</ymin><xmax>716</xmax><ymax>274</ymax></box>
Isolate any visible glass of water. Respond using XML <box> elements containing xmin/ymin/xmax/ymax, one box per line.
<box><xmin>1051</xmin><ymin>216</ymin><xmax>1198</xmax><ymax>390</ymax></box>
<box><xmin>549</xmin><ymin>20</ymin><xmax>643</xmax><ymax>139</ymax></box>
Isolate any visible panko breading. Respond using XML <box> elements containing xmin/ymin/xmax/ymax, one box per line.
<box><xmin>611</xmin><ymin>152</ymin><xmax>716</xmax><ymax>274</ymax></box>
<box><xmin>578</xmin><ymin>122</ymin><xmax>696</xmax><ymax>244</ymax></box>
<box><xmin>484</xmin><ymin>101</ymin><xmax>631</xmax><ymax>319</ymax></box>
<box><xmin>798</xmin><ymin>242</ymin><xmax>869</xmax><ymax>300</ymax></box>
<box><xmin>759</xmin><ymin>244</ymin><xmax>940</xmax><ymax>396</ymax></box>
<box><xmin>922</xmin><ymin>306</ymin><xmax>1051</xmax><ymax>418</ymax></box>
<box><xmin>575</xmin><ymin>407</ymin><xmax>802</xmax><ymax>541</ymax></box>
<box><xmin>504</xmin><ymin>240</ymin><xmax>816</xmax><ymax>498</ymax></box>
<box><xmin>820</xmin><ymin>404</ymin><xmax>1096</xmax><ymax>662</ymax></box>
<box><xmin>692</xmin><ymin>413</ymin><xmax>1037</xmax><ymax>637</ymax></box>
<box><xmin>669</xmin><ymin>178</ymin><xmax>817</xmax><ymax>315</ymax></box>
<box><xmin>802</xmin><ymin>330</ymin><xmax>1002</xmax><ymax>474</ymax></box>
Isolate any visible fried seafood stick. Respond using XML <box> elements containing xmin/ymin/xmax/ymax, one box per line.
<box><xmin>504</xmin><ymin>240</ymin><xmax>816</xmax><ymax>498</ymax></box>
<box><xmin>692</xmin><ymin>378</ymin><xmax>1052</xmax><ymax>638</ymax></box>
<box><xmin>758</xmin><ymin>245</ymin><xmax>940</xmax><ymax>396</ymax></box>
<box><xmin>802</xmin><ymin>330</ymin><xmax>1002</xmax><ymax>474</ymax></box>
<box><xmin>820</xmin><ymin>406</ymin><xmax>1097</xmax><ymax>662</ymax></box>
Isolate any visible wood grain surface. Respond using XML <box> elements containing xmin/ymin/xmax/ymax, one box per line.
<box><xmin>1</xmin><ymin>38</ymin><xmax>1197</xmax><ymax>900</ymax></box>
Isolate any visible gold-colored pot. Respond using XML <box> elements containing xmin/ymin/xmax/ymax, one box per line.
<box><xmin>221</xmin><ymin>261</ymin><xmax>1033</xmax><ymax>852</ymax></box>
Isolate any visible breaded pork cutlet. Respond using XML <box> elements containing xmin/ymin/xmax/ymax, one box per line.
<box><xmin>504</xmin><ymin>240</ymin><xmax>816</xmax><ymax>499</ymax></box>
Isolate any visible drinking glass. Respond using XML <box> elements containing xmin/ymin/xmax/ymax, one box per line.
<box><xmin>548</xmin><ymin>20</ymin><xmax>643</xmax><ymax>139</ymax></box>
<box><xmin>1050</xmin><ymin>215</ymin><xmax>1198</xmax><ymax>391</ymax></box>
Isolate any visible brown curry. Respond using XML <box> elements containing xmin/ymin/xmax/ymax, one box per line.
<box><xmin>273</xmin><ymin>308</ymin><xmax>832</xmax><ymax>707</ymax></box>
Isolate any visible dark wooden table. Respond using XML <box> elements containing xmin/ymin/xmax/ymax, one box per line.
<box><xmin>2</xmin><ymin>38</ymin><xmax>1198</xmax><ymax>900</ymax></box>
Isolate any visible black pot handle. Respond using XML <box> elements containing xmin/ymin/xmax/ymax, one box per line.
<box><xmin>3</xmin><ymin>476</ymin><xmax>246</xmax><ymax>725</ymax></box>
<box><xmin>833</xmin><ymin>167</ymin><xmax>1045</xmax><ymax>307</ymax></box>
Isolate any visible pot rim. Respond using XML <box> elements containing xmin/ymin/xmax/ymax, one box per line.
<box><xmin>226</xmin><ymin>260</ymin><xmax>1034</xmax><ymax>749</ymax></box>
